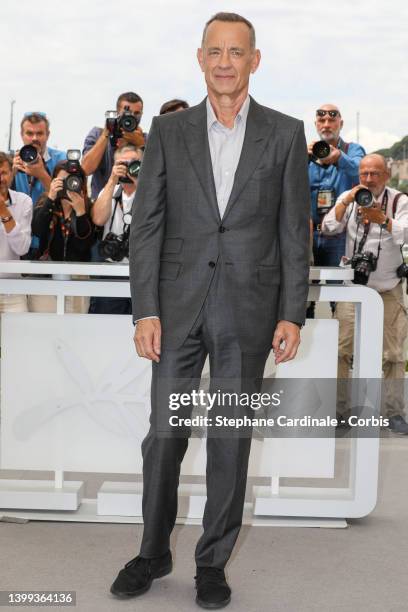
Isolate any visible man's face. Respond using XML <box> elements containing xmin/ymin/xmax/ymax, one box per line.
<box><xmin>359</xmin><ymin>158</ymin><xmax>389</xmax><ymax>198</ymax></box>
<box><xmin>21</xmin><ymin>120</ymin><xmax>49</xmax><ymax>154</ymax></box>
<box><xmin>0</xmin><ymin>161</ymin><xmax>13</xmax><ymax>196</ymax></box>
<box><xmin>197</xmin><ymin>20</ymin><xmax>260</xmax><ymax>98</ymax></box>
<box><xmin>117</xmin><ymin>100</ymin><xmax>143</xmax><ymax>122</ymax></box>
<box><xmin>315</xmin><ymin>105</ymin><xmax>343</xmax><ymax>144</ymax></box>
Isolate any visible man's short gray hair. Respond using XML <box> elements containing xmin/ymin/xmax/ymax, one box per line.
<box><xmin>114</xmin><ymin>144</ymin><xmax>140</xmax><ymax>159</ymax></box>
<box><xmin>201</xmin><ymin>12</ymin><xmax>256</xmax><ymax>49</ymax></box>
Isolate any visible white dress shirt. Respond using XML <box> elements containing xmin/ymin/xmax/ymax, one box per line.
<box><xmin>207</xmin><ymin>95</ymin><xmax>250</xmax><ymax>219</ymax></box>
<box><xmin>322</xmin><ymin>187</ymin><xmax>408</xmax><ymax>292</ymax></box>
<box><xmin>0</xmin><ymin>189</ymin><xmax>33</xmax><ymax>278</ymax></box>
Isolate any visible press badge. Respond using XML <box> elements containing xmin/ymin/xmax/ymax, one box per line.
<box><xmin>317</xmin><ymin>190</ymin><xmax>335</xmax><ymax>214</ymax></box>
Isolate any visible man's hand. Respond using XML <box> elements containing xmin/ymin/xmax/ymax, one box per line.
<box><xmin>22</xmin><ymin>154</ymin><xmax>47</xmax><ymax>179</ymax></box>
<box><xmin>12</xmin><ymin>151</ymin><xmax>25</xmax><ymax>175</ymax></box>
<box><xmin>120</xmin><ymin>126</ymin><xmax>145</xmax><ymax>148</ymax></box>
<box><xmin>359</xmin><ymin>205</ymin><xmax>386</xmax><ymax>226</ymax></box>
<box><xmin>321</xmin><ymin>145</ymin><xmax>341</xmax><ymax>165</ymax></box>
<box><xmin>134</xmin><ymin>318</ymin><xmax>162</xmax><ymax>362</ymax></box>
<box><xmin>109</xmin><ymin>161</ymin><xmax>129</xmax><ymax>186</ymax></box>
<box><xmin>272</xmin><ymin>320</ymin><xmax>301</xmax><ymax>365</ymax></box>
<box><xmin>307</xmin><ymin>140</ymin><xmax>318</xmax><ymax>156</ymax></box>
<box><xmin>68</xmin><ymin>191</ymin><xmax>86</xmax><ymax>216</ymax></box>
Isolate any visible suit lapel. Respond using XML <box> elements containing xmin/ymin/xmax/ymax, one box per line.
<box><xmin>222</xmin><ymin>97</ymin><xmax>274</xmax><ymax>221</ymax></box>
<box><xmin>182</xmin><ymin>99</ymin><xmax>220</xmax><ymax>222</ymax></box>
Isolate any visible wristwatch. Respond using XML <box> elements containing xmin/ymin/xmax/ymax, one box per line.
<box><xmin>0</xmin><ymin>215</ymin><xmax>12</xmax><ymax>223</ymax></box>
<box><xmin>381</xmin><ymin>217</ymin><xmax>390</xmax><ymax>230</ymax></box>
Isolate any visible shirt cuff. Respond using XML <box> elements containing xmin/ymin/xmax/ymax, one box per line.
<box><xmin>132</xmin><ymin>316</ymin><xmax>160</xmax><ymax>326</ymax></box>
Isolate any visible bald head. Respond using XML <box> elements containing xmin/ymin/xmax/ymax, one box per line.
<box><xmin>319</xmin><ymin>103</ymin><xmax>341</xmax><ymax>115</ymax></box>
<box><xmin>360</xmin><ymin>153</ymin><xmax>388</xmax><ymax>172</ymax></box>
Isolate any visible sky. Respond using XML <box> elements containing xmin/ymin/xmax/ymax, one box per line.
<box><xmin>1</xmin><ymin>0</ymin><xmax>407</xmax><ymax>154</ymax></box>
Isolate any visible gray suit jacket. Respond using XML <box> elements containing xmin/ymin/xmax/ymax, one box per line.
<box><xmin>129</xmin><ymin>96</ymin><xmax>311</xmax><ymax>352</ymax></box>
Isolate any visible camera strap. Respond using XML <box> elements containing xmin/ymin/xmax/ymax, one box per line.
<box><xmin>352</xmin><ymin>190</ymin><xmax>388</xmax><ymax>260</ymax></box>
<box><xmin>108</xmin><ymin>186</ymin><xmax>124</xmax><ymax>233</ymax></box>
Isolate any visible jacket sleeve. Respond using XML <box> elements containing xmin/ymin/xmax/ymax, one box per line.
<box><xmin>32</xmin><ymin>198</ymin><xmax>54</xmax><ymax>242</ymax></box>
<box><xmin>129</xmin><ymin>117</ymin><xmax>166</xmax><ymax>320</ymax></box>
<box><xmin>278</xmin><ymin>121</ymin><xmax>311</xmax><ymax>326</ymax></box>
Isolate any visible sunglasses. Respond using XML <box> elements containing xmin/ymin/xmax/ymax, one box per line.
<box><xmin>24</xmin><ymin>111</ymin><xmax>47</xmax><ymax>118</ymax></box>
<box><xmin>316</xmin><ymin>109</ymin><xmax>340</xmax><ymax>118</ymax></box>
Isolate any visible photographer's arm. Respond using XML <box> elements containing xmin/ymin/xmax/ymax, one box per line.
<box><xmin>81</xmin><ymin>127</ymin><xmax>109</xmax><ymax>176</ymax></box>
<box><xmin>91</xmin><ymin>179</ymin><xmax>116</xmax><ymax>226</ymax></box>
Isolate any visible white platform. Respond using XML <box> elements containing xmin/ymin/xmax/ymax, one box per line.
<box><xmin>97</xmin><ymin>481</ymin><xmax>207</xmax><ymax>519</ymax></box>
<box><xmin>0</xmin><ymin>479</ymin><xmax>84</xmax><ymax>511</ymax></box>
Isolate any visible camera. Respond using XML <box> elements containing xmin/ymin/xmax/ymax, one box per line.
<box><xmin>19</xmin><ymin>144</ymin><xmax>38</xmax><ymax>164</ymax></box>
<box><xmin>355</xmin><ymin>188</ymin><xmax>373</xmax><ymax>208</ymax></box>
<box><xmin>351</xmin><ymin>251</ymin><xmax>378</xmax><ymax>285</ymax></box>
<box><xmin>98</xmin><ymin>229</ymin><xmax>130</xmax><ymax>262</ymax></box>
<box><xmin>309</xmin><ymin>140</ymin><xmax>331</xmax><ymax>164</ymax></box>
<box><xmin>105</xmin><ymin>106</ymin><xmax>140</xmax><ymax>147</ymax></box>
<box><xmin>59</xmin><ymin>149</ymin><xmax>84</xmax><ymax>196</ymax></box>
<box><xmin>117</xmin><ymin>159</ymin><xmax>141</xmax><ymax>184</ymax></box>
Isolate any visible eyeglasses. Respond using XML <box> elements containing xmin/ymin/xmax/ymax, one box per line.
<box><xmin>23</xmin><ymin>111</ymin><xmax>47</xmax><ymax>118</ymax></box>
<box><xmin>359</xmin><ymin>171</ymin><xmax>383</xmax><ymax>178</ymax></box>
<box><xmin>316</xmin><ymin>109</ymin><xmax>340</xmax><ymax>118</ymax></box>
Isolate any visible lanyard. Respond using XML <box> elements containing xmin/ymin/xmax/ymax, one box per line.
<box><xmin>352</xmin><ymin>190</ymin><xmax>388</xmax><ymax>259</ymax></box>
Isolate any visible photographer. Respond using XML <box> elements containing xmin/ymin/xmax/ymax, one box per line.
<box><xmin>0</xmin><ymin>152</ymin><xmax>32</xmax><ymax>323</ymax></box>
<box><xmin>322</xmin><ymin>153</ymin><xmax>408</xmax><ymax>434</ymax></box>
<box><xmin>82</xmin><ymin>92</ymin><xmax>145</xmax><ymax>200</ymax></box>
<box><xmin>307</xmin><ymin>104</ymin><xmax>365</xmax><ymax>317</ymax></box>
<box><xmin>31</xmin><ymin>160</ymin><xmax>95</xmax><ymax>313</ymax></box>
<box><xmin>12</xmin><ymin>113</ymin><xmax>66</xmax><ymax>205</ymax></box>
<box><xmin>159</xmin><ymin>98</ymin><xmax>189</xmax><ymax>115</ymax></box>
<box><xmin>89</xmin><ymin>144</ymin><xmax>142</xmax><ymax>314</ymax></box>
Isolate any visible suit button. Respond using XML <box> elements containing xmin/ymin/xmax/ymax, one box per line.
<box><xmin>219</xmin><ymin>225</ymin><xmax>226</xmax><ymax>233</ymax></box>
<box><xmin>208</xmin><ymin>261</ymin><xmax>216</xmax><ymax>268</ymax></box>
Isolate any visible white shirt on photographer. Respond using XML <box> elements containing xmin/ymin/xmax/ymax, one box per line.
<box><xmin>322</xmin><ymin>186</ymin><xmax>408</xmax><ymax>292</ymax></box>
<box><xmin>99</xmin><ymin>184</ymin><xmax>136</xmax><ymax>263</ymax></box>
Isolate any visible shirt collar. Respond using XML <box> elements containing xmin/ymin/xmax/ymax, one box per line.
<box><xmin>43</xmin><ymin>148</ymin><xmax>51</xmax><ymax>163</ymax></box>
<box><xmin>206</xmin><ymin>95</ymin><xmax>250</xmax><ymax>131</ymax></box>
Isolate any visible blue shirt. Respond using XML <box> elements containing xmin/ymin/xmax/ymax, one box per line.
<box><xmin>13</xmin><ymin>146</ymin><xmax>66</xmax><ymax>205</ymax></box>
<box><xmin>308</xmin><ymin>138</ymin><xmax>365</xmax><ymax>225</ymax></box>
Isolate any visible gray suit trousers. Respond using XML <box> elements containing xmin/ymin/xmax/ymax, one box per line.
<box><xmin>139</xmin><ymin>263</ymin><xmax>270</xmax><ymax>568</ymax></box>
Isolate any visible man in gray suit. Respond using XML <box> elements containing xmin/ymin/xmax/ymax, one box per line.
<box><xmin>111</xmin><ymin>12</ymin><xmax>310</xmax><ymax>609</ymax></box>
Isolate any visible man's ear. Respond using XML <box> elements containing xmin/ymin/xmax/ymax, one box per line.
<box><xmin>197</xmin><ymin>47</ymin><xmax>204</xmax><ymax>72</ymax></box>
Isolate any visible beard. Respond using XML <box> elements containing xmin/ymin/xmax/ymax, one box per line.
<box><xmin>318</xmin><ymin>129</ymin><xmax>339</xmax><ymax>143</ymax></box>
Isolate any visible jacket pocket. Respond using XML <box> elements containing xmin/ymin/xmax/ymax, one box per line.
<box><xmin>251</xmin><ymin>162</ymin><xmax>284</xmax><ymax>181</ymax></box>
<box><xmin>257</xmin><ymin>265</ymin><xmax>280</xmax><ymax>286</ymax></box>
<box><xmin>161</xmin><ymin>238</ymin><xmax>184</xmax><ymax>254</ymax></box>
<box><xmin>159</xmin><ymin>261</ymin><xmax>181</xmax><ymax>280</ymax></box>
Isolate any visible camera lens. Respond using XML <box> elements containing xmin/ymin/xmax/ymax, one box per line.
<box><xmin>312</xmin><ymin>141</ymin><xmax>331</xmax><ymax>159</ymax></box>
<box><xmin>120</xmin><ymin>114</ymin><xmax>138</xmax><ymax>132</ymax></box>
<box><xmin>65</xmin><ymin>174</ymin><xmax>83</xmax><ymax>193</ymax></box>
<box><xmin>127</xmin><ymin>160</ymin><xmax>141</xmax><ymax>177</ymax></box>
<box><xmin>20</xmin><ymin>144</ymin><xmax>38</xmax><ymax>164</ymax></box>
<box><xmin>355</xmin><ymin>188</ymin><xmax>373</xmax><ymax>208</ymax></box>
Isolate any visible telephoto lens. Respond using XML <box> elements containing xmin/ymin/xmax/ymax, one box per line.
<box><xmin>19</xmin><ymin>144</ymin><xmax>38</xmax><ymax>164</ymax></box>
<box><xmin>355</xmin><ymin>188</ymin><xmax>373</xmax><ymax>208</ymax></box>
<box><xmin>312</xmin><ymin>141</ymin><xmax>331</xmax><ymax>159</ymax></box>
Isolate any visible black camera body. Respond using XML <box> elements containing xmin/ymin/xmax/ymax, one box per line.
<box><xmin>397</xmin><ymin>261</ymin><xmax>408</xmax><ymax>280</ymax></box>
<box><xmin>98</xmin><ymin>230</ymin><xmax>129</xmax><ymax>262</ymax></box>
<box><xmin>59</xmin><ymin>150</ymin><xmax>84</xmax><ymax>197</ymax></box>
<box><xmin>118</xmin><ymin>159</ymin><xmax>141</xmax><ymax>184</ymax></box>
<box><xmin>351</xmin><ymin>251</ymin><xmax>378</xmax><ymax>285</ymax></box>
<box><xmin>105</xmin><ymin>106</ymin><xmax>140</xmax><ymax>148</ymax></box>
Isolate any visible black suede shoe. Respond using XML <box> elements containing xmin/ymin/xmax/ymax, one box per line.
<box><xmin>110</xmin><ymin>550</ymin><xmax>172</xmax><ymax>598</ymax></box>
<box><xmin>195</xmin><ymin>567</ymin><xmax>231</xmax><ymax>609</ymax></box>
